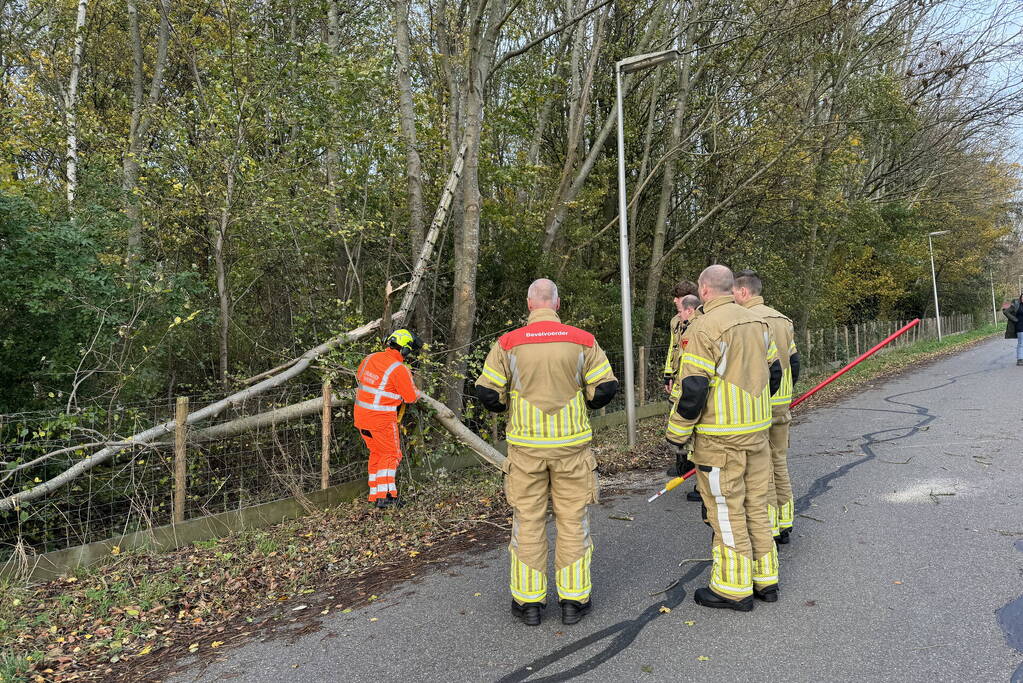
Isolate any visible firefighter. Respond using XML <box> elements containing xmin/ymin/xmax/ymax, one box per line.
<box><xmin>663</xmin><ymin>280</ymin><xmax>700</xmax><ymax>399</ymax></box>
<box><xmin>666</xmin><ymin>265</ymin><xmax>782</xmax><ymax>611</ymax></box>
<box><xmin>662</xmin><ymin>290</ymin><xmax>703</xmax><ymax>502</ymax></box>
<box><xmin>475</xmin><ymin>279</ymin><xmax>618</xmax><ymax>627</ymax></box>
<box><xmin>733</xmin><ymin>270</ymin><xmax>800</xmax><ymax>544</ymax></box>
<box><xmin>354</xmin><ymin>329</ymin><xmax>423</xmax><ymax>508</ymax></box>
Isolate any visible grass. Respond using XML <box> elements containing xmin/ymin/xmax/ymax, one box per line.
<box><xmin>0</xmin><ymin>323</ymin><xmax>1000</xmax><ymax>682</ymax></box>
<box><xmin>793</xmin><ymin>323</ymin><xmax>1001</xmax><ymax>407</ymax></box>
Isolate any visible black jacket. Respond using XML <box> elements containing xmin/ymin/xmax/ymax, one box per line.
<box><xmin>1004</xmin><ymin>300</ymin><xmax>1022</xmax><ymax>338</ymax></box>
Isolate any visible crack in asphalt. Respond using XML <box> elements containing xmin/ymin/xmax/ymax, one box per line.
<box><xmin>500</xmin><ymin>360</ymin><xmax>1005</xmax><ymax>682</ymax></box>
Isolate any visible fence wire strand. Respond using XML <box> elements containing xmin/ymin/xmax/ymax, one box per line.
<box><xmin>0</xmin><ymin>313</ymin><xmax>979</xmax><ymax>561</ymax></box>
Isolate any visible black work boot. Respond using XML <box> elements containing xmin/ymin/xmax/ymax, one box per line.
<box><xmin>560</xmin><ymin>599</ymin><xmax>592</xmax><ymax>625</ymax></box>
<box><xmin>686</xmin><ymin>488</ymin><xmax>702</xmax><ymax>502</ymax></box>
<box><xmin>375</xmin><ymin>494</ymin><xmax>406</xmax><ymax>509</ymax></box>
<box><xmin>754</xmin><ymin>585</ymin><xmax>779</xmax><ymax>602</ymax></box>
<box><xmin>511</xmin><ymin>601</ymin><xmax>544</xmax><ymax>626</ymax></box>
<box><xmin>777</xmin><ymin>528</ymin><xmax>791</xmax><ymax>545</ymax></box>
<box><xmin>694</xmin><ymin>587</ymin><xmax>754</xmax><ymax>612</ymax></box>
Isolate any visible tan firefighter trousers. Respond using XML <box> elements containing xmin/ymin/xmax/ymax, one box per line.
<box><xmin>693</xmin><ymin>432</ymin><xmax>778</xmax><ymax>601</ymax></box>
<box><xmin>767</xmin><ymin>420</ymin><xmax>794</xmax><ymax>533</ymax></box>
<box><xmin>502</xmin><ymin>445</ymin><xmax>598</xmax><ymax>605</ymax></box>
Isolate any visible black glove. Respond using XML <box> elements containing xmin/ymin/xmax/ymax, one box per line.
<box><xmin>665</xmin><ymin>439</ymin><xmax>693</xmax><ymax>478</ymax></box>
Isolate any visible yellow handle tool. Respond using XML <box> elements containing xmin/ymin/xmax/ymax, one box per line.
<box><xmin>647</xmin><ymin>467</ymin><xmax>697</xmax><ymax>504</ymax></box>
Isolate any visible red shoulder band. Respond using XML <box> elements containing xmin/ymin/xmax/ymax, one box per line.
<box><xmin>499</xmin><ymin>321</ymin><xmax>595</xmax><ymax>350</ymax></box>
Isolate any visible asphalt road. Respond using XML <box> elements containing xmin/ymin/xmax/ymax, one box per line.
<box><xmin>170</xmin><ymin>337</ymin><xmax>1023</xmax><ymax>683</ymax></box>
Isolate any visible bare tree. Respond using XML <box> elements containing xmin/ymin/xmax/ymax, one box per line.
<box><xmin>123</xmin><ymin>0</ymin><xmax>171</xmax><ymax>255</ymax></box>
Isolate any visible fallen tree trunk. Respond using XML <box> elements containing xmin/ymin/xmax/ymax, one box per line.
<box><xmin>184</xmin><ymin>394</ymin><xmax>352</xmax><ymax>443</ymax></box>
<box><xmin>177</xmin><ymin>390</ymin><xmax>505</xmax><ymax>470</ymax></box>
<box><xmin>0</xmin><ymin>144</ymin><xmax>474</xmax><ymax>510</ymax></box>
<box><xmin>417</xmin><ymin>393</ymin><xmax>505</xmax><ymax>470</ymax></box>
<box><xmin>1</xmin><ymin>320</ymin><xmax>382</xmax><ymax>510</ymax></box>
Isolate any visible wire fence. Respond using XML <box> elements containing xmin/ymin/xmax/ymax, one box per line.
<box><xmin>0</xmin><ymin>312</ymin><xmax>982</xmax><ymax>562</ymax></box>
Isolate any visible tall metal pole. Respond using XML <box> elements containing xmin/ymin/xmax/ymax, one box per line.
<box><xmin>615</xmin><ymin>65</ymin><xmax>636</xmax><ymax>448</ymax></box>
<box><xmin>929</xmin><ymin>233</ymin><xmax>943</xmax><ymax>340</ymax></box>
<box><xmin>991</xmin><ymin>271</ymin><xmax>998</xmax><ymax>325</ymax></box>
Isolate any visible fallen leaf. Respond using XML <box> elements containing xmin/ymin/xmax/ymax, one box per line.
<box><xmin>368</xmin><ymin>595</ymin><xmax>378</xmax><ymax>602</ymax></box>
<box><xmin>136</xmin><ymin>645</ymin><xmax>153</xmax><ymax>657</ymax></box>
<box><xmin>697</xmin><ymin>655</ymin><xmax>711</xmax><ymax>661</ymax></box>
<box><xmin>684</xmin><ymin>620</ymin><xmax>695</xmax><ymax>626</ymax></box>
<box><xmin>894</xmin><ymin>581</ymin><xmax>903</xmax><ymax>585</ymax></box>
<box><xmin>342</xmin><ymin>608</ymin><xmax>353</xmax><ymax>613</ymax></box>
<box><xmin>369</xmin><ymin>617</ymin><xmax>378</xmax><ymax>622</ymax></box>
<box><xmin>641</xmin><ymin>665</ymin><xmax>654</xmax><ymax>673</ymax></box>
<box><xmin>111</xmin><ymin>546</ymin><xmax>121</xmax><ymax>555</ymax></box>
<box><xmin>658</xmin><ymin>605</ymin><xmax>671</xmax><ymax>614</ymax></box>
<box><xmin>188</xmin><ymin>643</ymin><xmax>199</xmax><ymax>653</ymax></box>
<box><xmin>211</xmin><ymin>641</ymin><xmax>224</xmax><ymax>649</ymax></box>
<box><xmin>474</xmin><ymin>592</ymin><xmax>482</xmax><ymax>597</ymax></box>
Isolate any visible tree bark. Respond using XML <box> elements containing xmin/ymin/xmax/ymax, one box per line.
<box><xmin>124</xmin><ymin>0</ymin><xmax>170</xmax><ymax>255</ymax></box>
<box><xmin>541</xmin><ymin>5</ymin><xmax>607</xmax><ymax>252</ymax></box>
<box><xmin>444</xmin><ymin>0</ymin><xmax>508</xmax><ymax>412</ymax></box>
<box><xmin>64</xmin><ymin>0</ymin><xmax>88</xmax><ymax>213</ymax></box>
<box><xmin>393</xmin><ymin>0</ymin><xmax>428</xmax><ymax>337</ymax></box>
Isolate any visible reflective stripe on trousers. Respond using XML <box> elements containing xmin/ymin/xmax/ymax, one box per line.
<box><xmin>510</xmin><ymin>549</ymin><xmax>547</xmax><ymax>603</ymax></box>
<box><xmin>710</xmin><ymin>544</ymin><xmax>753</xmax><ymax>600</ymax></box>
<box><xmin>778</xmin><ymin>499</ymin><xmax>794</xmax><ymax>530</ymax></box>
<box><xmin>556</xmin><ymin>545</ymin><xmax>592</xmax><ymax>602</ymax></box>
<box><xmin>752</xmin><ymin>543</ymin><xmax>779</xmax><ymax>588</ymax></box>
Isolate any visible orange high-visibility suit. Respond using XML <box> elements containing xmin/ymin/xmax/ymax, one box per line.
<box><xmin>354</xmin><ymin>348</ymin><xmax>418</xmax><ymax>501</ymax></box>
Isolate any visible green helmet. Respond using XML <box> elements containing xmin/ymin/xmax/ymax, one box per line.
<box><xmin>387</xmin><ymin>328</ymin><xmax>423</xmax><ymax>359</ymax></box>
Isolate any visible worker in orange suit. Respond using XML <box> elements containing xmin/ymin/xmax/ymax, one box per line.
<box><xmin>354</xmin><ymin>329</ymin><xmax>423</xmax><ymax>508</ymax></box>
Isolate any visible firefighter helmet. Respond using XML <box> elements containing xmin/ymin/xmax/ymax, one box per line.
<box><xmin>387</xmin><ymin>328</ymin><xmax>423</xmax><ymax>358</ymax></box>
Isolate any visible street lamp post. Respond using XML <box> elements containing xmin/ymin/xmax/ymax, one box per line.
<box><xmin>928</xmin><ymin>230</ymin><xmax>950</xmax><ymax>340</ymax></box>
<box><xmin>616</xmin><ymin>49</ymin><xmax>682</xmax><ymax>448</ymax></box>
<box><xmin>991</xmin><ymin>270</ymin><xmax>998</xmax><ymax>325</ymax></box>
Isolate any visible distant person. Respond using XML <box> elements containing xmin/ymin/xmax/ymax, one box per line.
<box><xmin>354</xmin><ymin>329</ymin><xmax>423</xmax><ymax>508</ymax></box>
<box><xmin>1003</xmin><ymin>293</ymin><xmax>1023</xmax><ymax>366</ymax></box>
<box><xmin>475</xmin><ymin>279</ymin><xmax>618</xmax><ymax>627</ymax></box>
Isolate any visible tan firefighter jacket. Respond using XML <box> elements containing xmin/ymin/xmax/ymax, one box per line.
<box><xmin>663</xmin><ymin>313</ymin><xmax>685</xmax><ymax>382</ymax></box>
<box><xmin>666</xmin><ymin>295</ymin><xmax>779</xmax><ymax>444</ymax></box>
<box><xmin>742</xmin><ymin>296</ymin><xmax>798</xmax><ymax>423</ymax></box>
<box><xmin>475</xmin><ymin>308</ymin><xmax>618</xmax><ymax>457</ymax></box>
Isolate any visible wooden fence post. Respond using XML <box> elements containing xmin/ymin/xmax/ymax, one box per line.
<box><xmin>638</xmin><ymin>346</ymin><xmax>647</xmax><ymax>406</ymax></box>
<box><xmin>173</xmin><ymin>396</ymin><xmax>188</xmax><ymax>524</ymax></box>
<box><xmin>854</xmin><ymin>324</ymin><xmax>860</xmax><ymax>356</ymax></box>
<box><xmin>321</xmin><ymin>381</ymin><xmax>331</xmax><ymax>490</ymax></box>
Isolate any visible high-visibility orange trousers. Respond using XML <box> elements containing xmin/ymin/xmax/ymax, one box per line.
<box><xmin>358</xmin><ymin>421</ymin><xmax>402</xmax><ymax>501</ymax></box>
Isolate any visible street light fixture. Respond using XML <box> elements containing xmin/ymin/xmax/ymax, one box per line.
<box><xmin>616</xmin><ymin>49</ymin><xmax>682</xmax><ymax>448</ymax></box>
<box><xmin>928</xmin><ymin>230</ymin><xmax>950</xmax><ymax>340</ymax></box>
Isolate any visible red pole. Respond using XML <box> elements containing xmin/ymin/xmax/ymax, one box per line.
<box><xmin>651</xmin><ymin>317</ymin><xmax>922</xmax><ymax>503</ymax></box>
<box><xmin>790</xmin><ymin>318</ymin><xmax>920</xmax><ymax>408</ymax></box>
